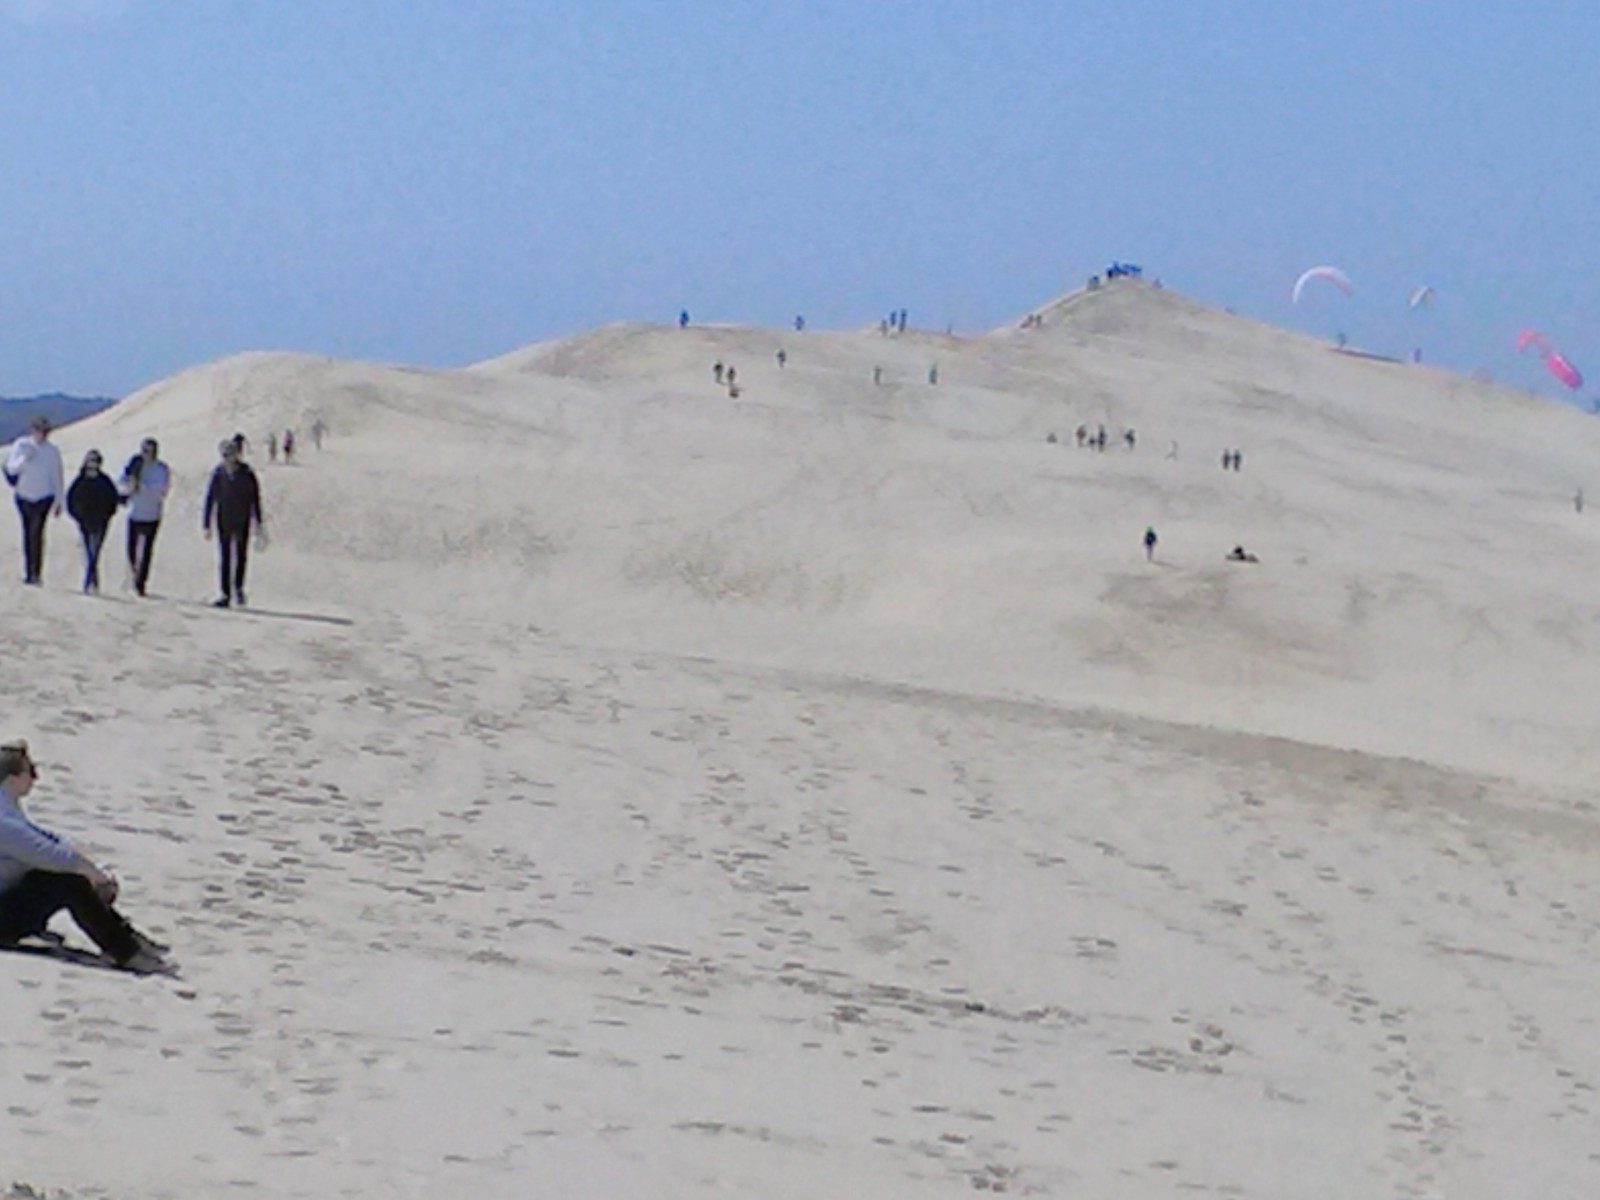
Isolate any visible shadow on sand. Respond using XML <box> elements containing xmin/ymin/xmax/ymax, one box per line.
<box><xmin>175</xmin><ymin>599</ymin><xmax>355</xmax><ymax>627</ymax></box>
<box><xmin>0</xmin><ymin>940</ymin><xmax>124</xmax><ymax>974</ymax></box>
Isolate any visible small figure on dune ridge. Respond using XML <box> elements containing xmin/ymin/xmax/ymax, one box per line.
<box><xmin>1144</xmin><ymin>526</ymin><xmax>1158</xmax><ymax>562</ymax></box>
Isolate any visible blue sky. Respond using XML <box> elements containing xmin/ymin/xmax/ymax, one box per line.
<box><xmin>1</xmin><ymin>0</ymin><xmax>1597</xmax><ymax>399</ymax></box>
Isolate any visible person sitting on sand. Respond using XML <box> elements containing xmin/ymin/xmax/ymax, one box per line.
<box><xmin>1226</xmin><ymin>545</ymin><xmax>1259</xmax><ymax>563</ymax></box>
<box><xmin>0</xmin><ymin>739</ymin><xmax>168</xmax><ymax>973</ymax></box>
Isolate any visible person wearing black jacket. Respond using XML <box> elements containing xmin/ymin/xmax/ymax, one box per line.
<box><xmin>65</xmin><ymin>450</ymin><xmax>120</xmax><ymax>594</ymax></box>
<box><xmin>202</xmin><ymin>438</ymin><xmax>265</xmax><ymax>608</ymax></box>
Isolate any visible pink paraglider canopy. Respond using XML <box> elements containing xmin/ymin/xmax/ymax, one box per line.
<box><xmin>1516</xmin><ymin>329</ymin><xmax>1552</xmax><ymax>356</ymax></box>
<box><xmin>1545</xmin><ymin>352</ymin><xmax>1584</xmax><ymax>390</ymax></box>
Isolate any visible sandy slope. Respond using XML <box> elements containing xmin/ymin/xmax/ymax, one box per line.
<box><xmin>3</xmin><ymin>280</ymin><xmax>1600</xmax><ymax>1198</ymax></box>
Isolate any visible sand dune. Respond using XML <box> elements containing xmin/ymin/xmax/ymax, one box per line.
<box><xmin>4</xmin><ymin>279</ymin><xmax>1600</xmax><ymax>1197</ymax></box>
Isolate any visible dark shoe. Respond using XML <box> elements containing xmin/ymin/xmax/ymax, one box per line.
<box><xmin>212</xmin><ymin>596</ymin><xmax>231</xmax><ymax>608</ymax></box>
<box><xmin>234</xmin><ymin>591</ymin><xmax>247</xmax><ymax>608</ymax></box>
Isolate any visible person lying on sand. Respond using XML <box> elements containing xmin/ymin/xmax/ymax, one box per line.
<box><xmin>0</xmin><ymin>738</ymin><xmax>170</xmax><ymax>974</ymax></box>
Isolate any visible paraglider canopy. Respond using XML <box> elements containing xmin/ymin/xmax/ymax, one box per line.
<box><xmin>1545</xmin><ymin>352</ymin><xmax>1584</xmax><ymax>390</ymax></box>
<box><xmin>1292</xmin><ymin>266</ymin><xmax>1352</xmax><ymax>305</ymax></box>
<box><xmin>1516</xmin><ymin>329</ymin><xmax>1552</xmax><ymax>356</ymax></box>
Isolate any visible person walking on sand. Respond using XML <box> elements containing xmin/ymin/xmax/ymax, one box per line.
<box><xmin>0</xmin><ymin>738</ymin><xmax>169</xmax><ymax>973</ymax></box>
<box><xmin>4</xmin><ymin>416</ymin><xmax>65</xmax><ymax>586</ymax></box>
<box><xmin>282</xmin><ymin>429</ymin><xmax>296</xmax><ymax>464</ymax></box>
<box><xmin>267</xmin><ymin>431</ymin><xmax>278</xmax><ymax>464</ymax></box>
<box><xmin>120</xmin><ymin>438</ymin><xmax>170</xmax><ymax>597</ymax></box>
<box><xmin>65</xmin><ymin>451</ymin><xmax>119</xmax><ymax>594</ymax></box>
<box><xmin>311</xmin><ymin>418</ymin><xmax>326</xmax><ymax>451</ymax></box>
<box><xmin>203</xmin><ymin>438</ymin><xmax>265</xmax><ymax>609</ymax></box>
<box><xmin>1144</xmin><ymin>526</ymin><xmax>1158</xmax><ymax>562</ymax></box>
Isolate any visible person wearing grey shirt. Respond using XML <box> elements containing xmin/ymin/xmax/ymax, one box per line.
<box><xmin>120</xmin><ymin>437</ymin><xmax>170</xmax><ymax>597</ymax></box>
<box><xmin>0</xmin><ymin>738</ymin><xmax>168</xmax><ymax>973</ymax></box>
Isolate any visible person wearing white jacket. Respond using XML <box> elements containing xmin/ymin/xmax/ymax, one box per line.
<box><xmin>4</xmin><ymin>416</ymin><xmax>65</xmax><ymax>585</ymax></box>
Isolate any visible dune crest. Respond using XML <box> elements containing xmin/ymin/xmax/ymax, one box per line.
<box><xmin>5</xmin><ymin>280</ymin><xmax>1600</xmax><ymax>1197</ymax></box>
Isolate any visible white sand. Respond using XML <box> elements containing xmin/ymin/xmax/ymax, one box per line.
<box><xmin>4</xmin><ymin>279</ymin><xmax>1600</xmax><ymax>1197</ymax></box>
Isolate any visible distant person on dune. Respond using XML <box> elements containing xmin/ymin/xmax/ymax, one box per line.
<box><xmin>282</xmin><ymin>429</ymin><xmax>296</xmax><ymax>464</ymax></box>
<box><xmin>267</xmin><ymin>432</ymin><xmax>278</xmax><ymax>464</ymax></box>
<box><xmin>776</xmin><ymin>349</ymin><xmax>787</xmax><ymax>369</ymax></box>
<box><xmin>0</xmin><ymin>738</ymin><xmax>169</xmax><ymax>973</ymax></box>
<box><xmin>679</xmin><ymin>310</ymin><xmax>690</xmax><ymax>328</ymax></box>
<box><xmin>794</xmin><ymin>315</ymin><xmax>805</xmax><ymax>332</ymax></box>
<box><xmin>203</xmin><ymin>438</ymin><xmax>265</xmax><ymax>609</ymax></box>
<box><xmin>120</xmin><ymin>438</ymin><xmax>169</xmax><ymax>598</ymax></box>
<box><xmin>1144</xmin><ymin>526</ymin><xmax>1158</xmax><ymax>562</ymax></box>
<box><xmin>311</xmin><ymin>418</ymin><xmax>326</xmax><ymax>451</ymax></box>
<box><xmin>5</xmin><ymin>416</ymin><xmax>64</xmax><ymax>586</ymax></box>
<box><xmin>65</xmin><ymin>451</ymin><xmax>119</xmax><ymax>594</ymax></box>
<box><xmin>713</xmin><ymin>362</ymin><xmax>724</xmax><ymax>385</ymax></box>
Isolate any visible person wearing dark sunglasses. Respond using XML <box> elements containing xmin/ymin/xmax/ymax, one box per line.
<box><xmin>0</xmin><ymin>739</ymin><xmax>169</xmax><ymax>973</ymax></box>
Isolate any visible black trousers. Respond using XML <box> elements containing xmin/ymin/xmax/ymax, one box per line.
<box><xmin>15</xmin><ymin>495</ymin><xmax>52</xmax><ymax>582</ymax></box>
<box><xmin>127</xmin><ymin>519</ymin><xmax>160</xmax><ymax>593</ymax></box>
<box><xmin>78</xmin><ymin>523</ymin><xmax>108</xmax><ymax>590</ymax></box>
<box><xmin>0</xmin><ymin>870</ymin><xmax>141</xmax><ymax>963</ymax></box>
<box><xmin>218</xmin><ymin>526</ymin><xmax>249</xmax><ymax>597</ymax></box>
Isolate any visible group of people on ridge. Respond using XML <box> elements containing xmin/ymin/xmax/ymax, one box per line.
<box><xmin>5</xmin><ymin>418</ymin><xmax>266</xmax><ymax>608</ymax></box>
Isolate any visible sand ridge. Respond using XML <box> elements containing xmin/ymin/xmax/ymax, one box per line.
<box><xmin>4</xmin><ymin>279</ymin><xmax>1600</xmax><ymax>1196</ymax></box>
